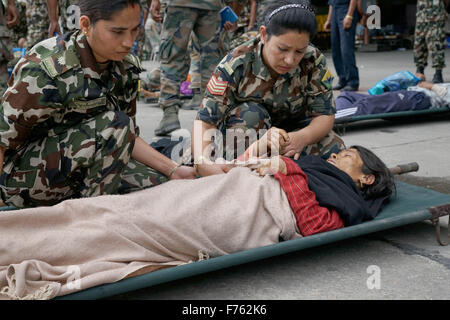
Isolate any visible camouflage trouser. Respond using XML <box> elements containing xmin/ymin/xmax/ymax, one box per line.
<box><xmin>25</xmin><ymin>0</ymin><xmax>49</xmax><ymax>50</ymax></box>
<box><xmin>0</xmin><ymin>30</ymin><xmax>13</xmax><ymax>97</ymax></box>
<box><xmin>215</xmin><ymin>101</ymin><xmax>345</xmax><ymax>160</ymax></box>
<box><xmin>414</xmin><ymin>20</ymin><xmax>446</xmax><ymax>70</ymax></box>
<box><xmin>159</xmin><ymin>6</ymin><xmax>221</xmax><ymax>109</ymax></box>
<box><xmin>0</xmin><ymin>111</ymin><xmax>167</xmax><ymax>208</ymax></box>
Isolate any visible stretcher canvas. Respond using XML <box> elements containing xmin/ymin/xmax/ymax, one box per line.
<box><xmin>36</xmin><ymin>180</ymin><xmax>448</xmax><ymax>300</ymax></box>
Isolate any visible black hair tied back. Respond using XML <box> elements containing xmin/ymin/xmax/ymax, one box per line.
<box><xmin>264</xmin><ymin>0</ymin><xmax>317</xmax><ymax>39</ymax></box>
<box><xmin>79</xmin><ymin>0</ymin><xmax>141</xmax><ymax>25</ymax></box>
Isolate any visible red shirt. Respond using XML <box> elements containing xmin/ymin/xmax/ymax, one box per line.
<box><xmin>274</xmin><ymin>157</ymin><xmax>344</xmax><ymax>236</ymax></box>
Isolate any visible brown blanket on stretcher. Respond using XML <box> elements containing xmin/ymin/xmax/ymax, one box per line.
<box><xmin>0</xmin><ymin>167</ymin><xmax>300</xmax><ymax>300</ymax></box>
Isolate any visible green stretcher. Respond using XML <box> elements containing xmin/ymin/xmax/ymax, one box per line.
<box><xmin>334</xmin><ymin>106</ymin><xmax>450</xmax><ymax>134</ymax></box>
<box><xmin>0</xmin><ymin>180</ymin><xmax>449</xmax><ymax>300</ymax></box>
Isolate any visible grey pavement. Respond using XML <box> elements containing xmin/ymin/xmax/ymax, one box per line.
<box><xmin>110</xmin><ymin>49</ymin><xmax>450</xmax><ymax>300</ymax></box>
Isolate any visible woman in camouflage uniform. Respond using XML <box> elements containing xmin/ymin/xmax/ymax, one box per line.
<box><xmin>192</xmin><ymin>0</ymin><xmax>345</xmax><ymax>176</ymax></box>
<box><xmin>0</xmin><ymin>0</ymin><xmax>196</xmax><ymax>208</ymax></box>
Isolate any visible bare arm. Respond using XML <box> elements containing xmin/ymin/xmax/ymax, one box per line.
<box><xmin>132</xmin><ymin>136</ymin><xmax>196</xmax><ymax>179</ymax></box>
<box><xmin>5</xmin><ymin>0</ymin><xmax>19</xmax><ymax>28</ymax></box>
<box><xmin>247</xmin><ymin>0</ymin><xmax>257</xmax><ymax>31</ymax></box>
<box><xmin>191</xmin><ymin>119</ymin><xmax>230</xmax><ymax>176</ymax></box>
<box><xmin>324</xmin><ymin>5</ymin><xmax>332</xmax><ymax>32</ymax></box>
<box><xmin>46</xmin><ymin>0</ymin><xmax>62</xmax><ymax>36</ymax></box>
<box><xmin>282</xmin><ymin>114</ymin><xmax>335</xmax><ymax>160</ymax></box>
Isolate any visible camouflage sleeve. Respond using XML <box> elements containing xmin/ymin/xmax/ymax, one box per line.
<box><xmin>0</xmin><ymin>58</ymin><xmax>63</xmax><ymax>150</ymax></box>
<box><xmin>306</xmin><ymin>53</ymin><xmax>336</xmax><ymax>117</ymax></box>
<box><xmin>196</xmin><ymin>54</ymin><xmax>241</xmax><ymax>126</ymax></box>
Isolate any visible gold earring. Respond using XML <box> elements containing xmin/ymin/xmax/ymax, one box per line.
<box><xmin>359</xmin><ymin>180</ymin><xmax>364</xmax><ymax>189</ymax></box>
<box><xmin>84</xmin><ymin>30</ymin><xmax>88</xmax><ymax>36</ymax></box>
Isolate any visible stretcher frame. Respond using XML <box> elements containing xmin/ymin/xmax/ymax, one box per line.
<box><xmin>0</xmin><ymin>180</ymin><xmax>448</xmax><ymax>300</ymax></box>
<box><xmin>334</xmin><ymin>106</ymin><xmax>450</xmax><ymax>135</ymax></box>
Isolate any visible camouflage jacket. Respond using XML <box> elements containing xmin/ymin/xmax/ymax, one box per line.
<box><xmin>416</xmin><ymin>0</ymin><xmax>447</xmax><ymax>22</ymax></box>
<box><xmin>0</xmin><ymin>30</ymin><xmax>142</xmax><ymax>152</ymax></box>
<box><xmin>197</xmin><ymin>36</ymin><xmax>335</xmax><ymax>129</ymax></box>
<box><xmin>169</xmin><ymin>0</ymin><xmax>225</xmax><ymax>11</ymax></box>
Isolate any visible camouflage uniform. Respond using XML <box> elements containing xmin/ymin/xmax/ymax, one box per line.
<box><xmin>256</xmin><ymin>0</ymin><xmax>270</xmax><ymax>27</ymax></box>
<box><xmin>197</xmin><ymin>36</ymin><xmax>345</xmax><ymax>160</ymax></box>
<box><xmin>0</xmin><ymin>1</ymin><xmax>13</xmax><ymax>96</ymax></box>
<box><xmin>158</xmin><ymin>0</ymin><xmax>223</xmax><ymax>111</ymax></box>
<box><xmin>25</xmin><ymin>0</ymin><xmax>49</xmax><ymax>50</ymax></box>
<box><xmin>0</xmin><ymin>30</ymin><xmax>167</xmax><ymax>208</ymax></box>
<box><xmin>414</xmin><ymin>0</ymin><xmax>447</xmax><ymax>70</ymax></box>
<box><xmin>58</xmin><ymin>0</ymin><xmax>80</xmax><ymax>33</ymax></box>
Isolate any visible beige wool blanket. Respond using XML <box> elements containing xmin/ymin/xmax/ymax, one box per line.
<box><xmin>0</xmin><ymin>167</ymin><xmax>300</xmax><ymax>300</ymax></box>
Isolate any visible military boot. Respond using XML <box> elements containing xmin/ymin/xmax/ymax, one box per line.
<box><xmin>181</xmin><ymin>89</ymin><xmax>203</xmax><ymax>110</ymax></box>
<box><xmin>154</xmin><ymin>105</ymin><xmax>181</xmax><ymax>136</ymax></box>
<box><xmin>432</xmin><ymin>69</ymin><xmax>443</xmax><ymax>84</ymax></box>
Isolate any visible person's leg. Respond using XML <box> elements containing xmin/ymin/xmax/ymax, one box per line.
<box><xmin>301</xmin><ymin>130</ymin><xmax>346</xmax><ymax>159</ymax></box>
<box><xmin>0</xmin><ymin>111</ymin><xmax>137</xmax><ymax>208</ymax></box>
<box><xmin>194</xmin><ymin>9</ymin><xmax>222</xmax><ymax>100</ymax></box>
<box><xmin>330</xmin><ymin>5</ymin><xmax>346</xmax><ymax>89</ymax></box>
<box><xmin>413</xmin><ymin>20</ymin><xmax>428</xmax><ymax>74</ymax></box>
<box><xmin>429</xmin><ymin>20</ymin><xmax>446</xmax><ymax>83</ymax></box>
<box><xmin>339</xmin><ymin>6</ymin><xmax>359</xmax><ymax>90</ymax></box>
<box><xmin>182</xmin><ymin>33</ymin><xmax>203</xmax><ymax>110</ymax></box>
<box><xmin>156</xmin><ymin>6</ymin><xmax>197</xmax><ymax>136</ymax></box>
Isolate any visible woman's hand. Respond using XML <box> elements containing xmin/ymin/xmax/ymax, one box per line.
<box><xmin>343</xmin><ymin>16</ymin><xmax>353</xmax><ymax>29</ymax></box>
<box><xmin>223</xmin><ymin>21</ymin><xmax>238</xmax><ymax>32</ymax></box>
<box><xmin>255</xmin><ymin>156</ymin><xmax>287</xmax><ymax>176</ymax></box>
<box><xmin>150</xmin><ymin>0</ymin><xmax>162</xmax><ymax>23</ymax></box>
<box><xmin>281</xmin><ymin>130</ymin><xmax>308</xmax><ymax>160</ymax></box>
<box><xmin>323</xmin><ymin>20</ymin><xmax>331</xmax><ymax>32</ymax></box>
<box><xmin>252</xmin><ymin>127</ymin><xmax>290</xmax><ymax>157</ymax></box>
<box><xmin>195</xmin><ymin>163</ymin><xmax>231</xmax><ymax>177</ymax></box>
<box><xmin>170</xmin><ymin>165</ymin><xmax>197</xmax><ymax>180</ymax></box>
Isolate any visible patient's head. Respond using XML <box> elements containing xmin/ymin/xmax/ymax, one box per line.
<box><xmin>327</xmin><ymin>146</ymin><xmax>395</xmax><ymax>200</ymax></box>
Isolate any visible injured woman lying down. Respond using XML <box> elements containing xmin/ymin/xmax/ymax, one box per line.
<box><xmin>0</xmin><ymin>145</ymin><xmax>395</xmax><ymax>299</ymax></box>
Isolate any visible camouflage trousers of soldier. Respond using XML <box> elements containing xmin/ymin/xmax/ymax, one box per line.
<box><xmin>414</xmin><ymin>20</ymin><xmax>446</xmax><ymax>70</ymax></box>
<box><xmin>158</xmin><ymin>6</ymin><xmax>221</xmax><ymax>110</ymax></box>
<box><xmin>0</xmin><ymin>35</ymin><xmax>13</xmax><ymax>97</ymax></box>
<box><xmin>213</xmin><ymin>101</ymin><xmax>345</xmax><ymax>161</ymax></box>
<box><xmin>0</xmin><ymin>111</ymin><xmax>167</xmax><ymax>208</ymax></box>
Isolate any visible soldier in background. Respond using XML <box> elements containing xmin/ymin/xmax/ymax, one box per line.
<box><xmin>150</xmin><ymin>0</ymin><xmax>225</xmax><ymax>136</ymax></box>
<box><xmin>25</xmin><ymin>0</ymin><xmax>49</xmax><ymax>49</ymax></box>
<box><xmin>0</xmin><ymin>0</ymin><xmax>195</xmax><ymax>208</ymax></box>
<box><xmin>0</xmin><ymin>0</ymin><xmax>18</xmax><ymax>96</ymax></box>
<box><xmin>414</xmin><ymin>0</ymin><xmax>449</xmax><ymax>84</ymax></box>
<box><xmin>192</xmin><ymin>0</ymin><xmax>344</xmax><ymax>176</ymax></box>
<box><xmin>9</xmin><ymin>0</ymin><xmax>26</xmax><ymax>45</ymax></box>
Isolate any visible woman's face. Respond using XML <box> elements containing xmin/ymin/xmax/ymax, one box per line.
<box><xmin>327</xmin><ymin>148</ymin><xmax>374</xmax><ymax>187</ymax></box>
<box><xmin>81</xmin><ymin>5</ymin><xmax>141</xmax><ymax>62</ymax></box>
<box><xmin>260</xmin><ymin>26</ymin><xmax>310</xmax><ymax>76</ymax></box>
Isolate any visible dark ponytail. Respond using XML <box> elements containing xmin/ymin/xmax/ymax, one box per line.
<box><xmin>79</xmin><ymin>0</ymin><xmax>141</xmax><ymax>25</ymax></box>
<box><xmin>264</xmin><ymin>0</ymin><xmax>317</xmax><ymax>39</ymax></box>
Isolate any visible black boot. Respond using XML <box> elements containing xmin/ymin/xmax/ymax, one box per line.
<box><xmin>432</xmin><ymin>69</ymin><xmax>443</xmax><ymax>84</ymax></box>
<box><xmin>416</xmin><ymin>66</ymin><xmax>424</xmax><ymax>75</ymax></box>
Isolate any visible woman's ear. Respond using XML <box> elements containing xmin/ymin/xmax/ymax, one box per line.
<box><xmin>79</xmin><ymin>15</ymin><xmax>91</xmax><ymax>35</ymax></box>
<box><xmin>360</xmin><ymin>174</ymin><xmax>375</xmax><ymax>186</ymax></box>
<box><xmin>260</xmin><ymin>25</ymin><xmax>267</xmax><ymax>44</ymax></box>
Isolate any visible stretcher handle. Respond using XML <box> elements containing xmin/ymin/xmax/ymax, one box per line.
<box><xmin>389</xmin><ymin>162</ymin><xmax>419</xmax><ymax>175</ymax></box>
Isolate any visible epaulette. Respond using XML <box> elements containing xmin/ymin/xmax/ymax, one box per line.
<box><xmin>124</xmin><ymin>53</ymin><xmax>143</xmax><ymax>72</ymax></box>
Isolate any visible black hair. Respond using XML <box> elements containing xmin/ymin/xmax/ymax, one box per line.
<box><xmin>351</xmin><ymin>145</ymin><xmax>396</xmax><ymax>200</ymax></box>
<box><xmin>79</xmin><ymin>0</ymin><xmax>141</xmax><ymax>25</ymax></box>
<box><xmin>264</xmin><ymin>0</ymin><xmax>317</xmax><ymax>40</ymax></box>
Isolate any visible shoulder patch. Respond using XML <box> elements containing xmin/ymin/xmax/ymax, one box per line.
<box><xmin>321</xmin><ymin>68</ymin><xmax>334</xmax><ymax>90</ymax></box>
<box><xmin>207</xmin><ymin>75</ymin><xmax>228</xmax><ymax>96</ymax></box>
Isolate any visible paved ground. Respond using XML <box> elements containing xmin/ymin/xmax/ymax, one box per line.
<box><xmin>109</xmin><ymin>49</ymin><xmax>450</xmax><ymax>300</ymax></box>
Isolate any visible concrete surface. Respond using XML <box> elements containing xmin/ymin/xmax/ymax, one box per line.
<box><xmin>109</xmin><ymin>49</ymin><xmax>450</xmax><ymax>300</ymax></box>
